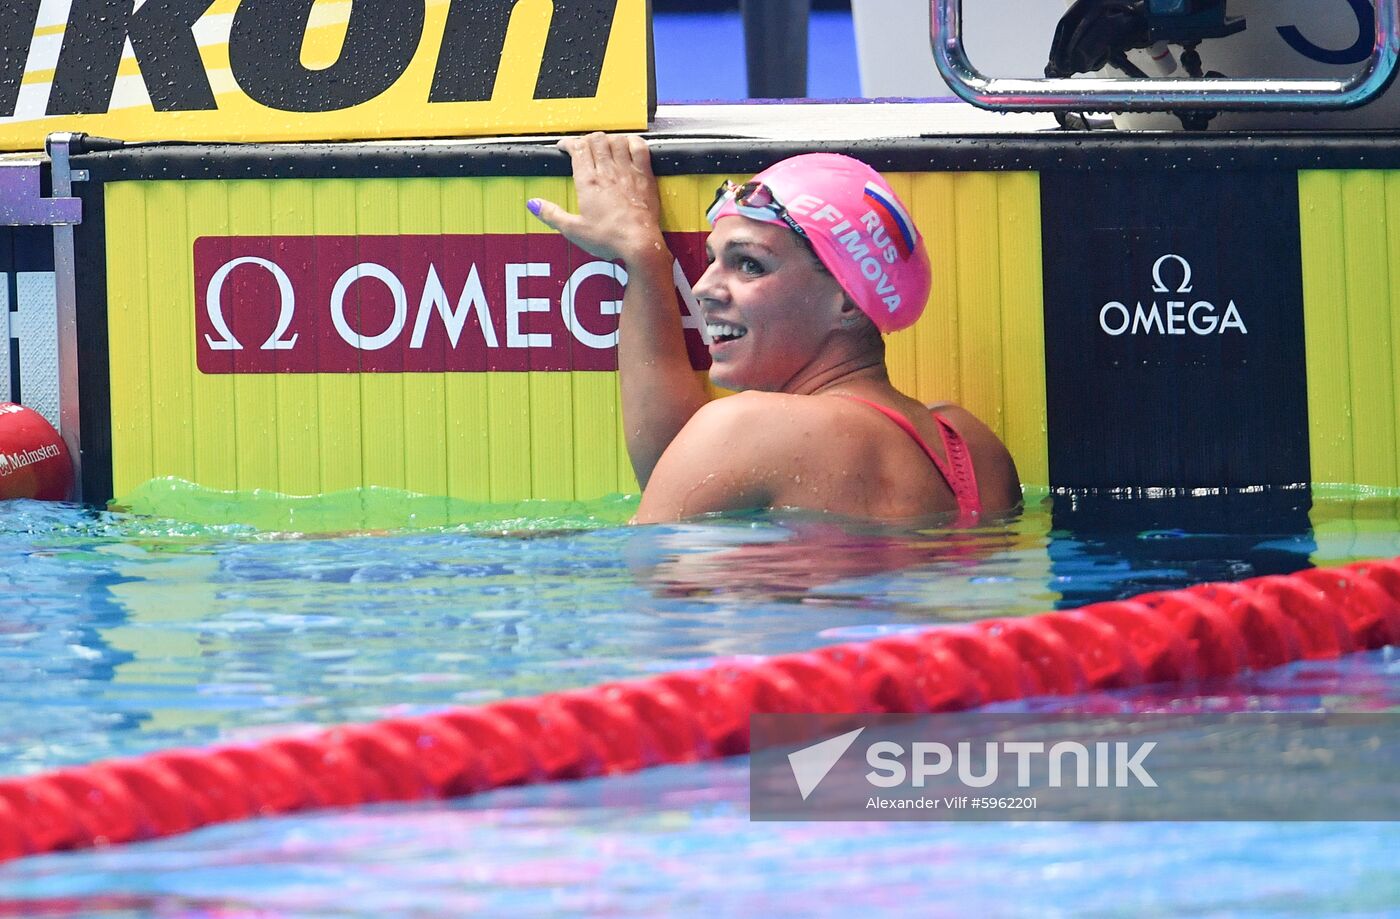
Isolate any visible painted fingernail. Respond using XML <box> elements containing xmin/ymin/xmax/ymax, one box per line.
<box><xmin>526</xmin><ymin>198</ymin><xmax>543</xmax><ymax>216</ymax></box>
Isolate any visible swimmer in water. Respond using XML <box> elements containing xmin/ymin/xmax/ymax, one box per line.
<box><xmin>529</xmin><ymin>133</ymin><xmax>1021</xmax><ymax>524</ymax></box>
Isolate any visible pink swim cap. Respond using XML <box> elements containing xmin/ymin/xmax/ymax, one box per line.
<box><xmin>706</xmin><ymin>153</ymin><xmax>931</xmax><ymax>332</ymax></box>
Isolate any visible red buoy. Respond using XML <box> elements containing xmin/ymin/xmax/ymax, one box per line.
<box><xmin>0</xmin><ymin>402</ymin><xmax>73</xmax><ymax>502</ymax></box>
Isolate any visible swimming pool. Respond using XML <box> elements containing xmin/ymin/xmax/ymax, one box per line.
<box><xmin>0</xmin><ymin>486</ymin><xmax>1396</xmax><ymax>915</ymax></box>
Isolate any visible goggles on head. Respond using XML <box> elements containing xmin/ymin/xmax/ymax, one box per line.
<box><xmin>706</xmin><ymin>180</ymin><xmax>810</xmax><ymax>241</ymax></box>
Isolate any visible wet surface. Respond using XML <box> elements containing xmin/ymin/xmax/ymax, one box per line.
<box><xmin>0</xmin><ymin>490</ymin><xmax>1395</xmax><ymax>915</ymax></box>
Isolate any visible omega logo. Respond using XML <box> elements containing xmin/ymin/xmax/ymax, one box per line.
<box><xmin>202</xmin><ymin>256</ymin><xmax>639</xmax><ymax>354</ymax></box>
<box><xmin>204</xmin><ymin>257</ymin><xmax>299</xmax><ymax>352</ymax></box>
<box><xmin>1099</xmin><ymin>253</ymin><xmax>1247</xmax><ymax>337</ymax></box>
<box><xmin>191</xmin><ymin>233</ymin><xmax>715</xmax><ymax>375</ymax></box>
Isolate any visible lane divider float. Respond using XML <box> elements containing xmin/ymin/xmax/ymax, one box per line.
<box><xmin>2</xmin><ymin>557</ymin><xmax>1398</xmax><ymax>861</ymax></box>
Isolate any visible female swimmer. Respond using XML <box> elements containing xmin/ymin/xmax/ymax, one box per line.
<box><xmin>529</xmin><ymin>133</ymin><xmax>1020</xmax><ymax>524</ymax></box>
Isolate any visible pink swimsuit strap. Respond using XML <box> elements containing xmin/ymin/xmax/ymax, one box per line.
<box><xmin>839</xmin><ymin>396</ymin><xmax>983</xmax><ymax>522</ymax></box>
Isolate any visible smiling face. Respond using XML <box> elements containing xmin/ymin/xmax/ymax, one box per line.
<box><xmin>694</xmin><ymin>217</ymin><xmax>851</xmax><ymax>393</ymax></box>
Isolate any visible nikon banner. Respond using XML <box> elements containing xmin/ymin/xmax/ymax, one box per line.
<box><xmin>0</xmin><ymin>0</ymin><xmax>650</xmax><ymax>151</ymax></box>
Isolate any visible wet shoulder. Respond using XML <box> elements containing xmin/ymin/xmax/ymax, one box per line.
<box><xmin>695</xmin><ymin>391</ymin><xmax>873</xmax><ymax>434</ymax></box>
<box><xmin>683</xmin><ymin>393</ymin><xmax>877</xmax><ymax>462</ymax></box>
<box><xmin>926</xmin><ymin>402</ymin><xmax>1023</xmax><ymax>512</ymax></box>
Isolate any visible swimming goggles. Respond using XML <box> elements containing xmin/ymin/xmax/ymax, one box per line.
<box><xmin>706</xmin><ymin>180</ymin><xmax>810</xmax><ymax>240</ymax></box>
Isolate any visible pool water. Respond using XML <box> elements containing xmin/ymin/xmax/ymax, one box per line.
<box><xmin>0</xmin><ymin>486</ymin><xmax>1397</xmax><ymax>916</ymax></box>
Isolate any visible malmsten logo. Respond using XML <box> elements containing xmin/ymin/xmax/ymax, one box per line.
<box><xmin>0</xmin><ymin>443</ymin><xmax>60</xmax><ymax>478</ymax></box>
<box><xmin>1</xmin><ymin>0</ymin><xmax>621</xmax><ymax>118</ymax></box>
<box><xmin>1099</xmin><ymin>253</ymin><xmax>1247</xmax><ymax>337</ymax></box>
<box><xmin>193</xmin><ymin>233</ymin><xmax>712</xmax><ymax>374</ymax></box>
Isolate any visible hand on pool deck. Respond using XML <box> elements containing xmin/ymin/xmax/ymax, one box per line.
<box><xmin>529</xmin><ymin>132</ymin><xmax>1022</xmax><ymax>524</ymax></box>
<box><xmin>530</xmin><ymin>133</ymin><xmax>713</xmax><ymax>495</ymax></box>
<box><xmin>528</xmin><ymin>133</ymin><xmax>667</xmax><ymax>264</ymax></box>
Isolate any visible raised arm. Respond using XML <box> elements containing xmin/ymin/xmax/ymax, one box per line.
<box><xmin>529</xmin><ymin>133</ymin><xmax>711</xmax><ymax>487</ymax></box>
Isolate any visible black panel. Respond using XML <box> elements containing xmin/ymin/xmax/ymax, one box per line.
<box><xmin>72</xmin><ymin>179</ymin><xmax>112</xmax><ymax>504</ymax></box>
<box><xmin>7</xmin><ymin>225</ymin><xmax>55</xmax><ymax>272</ymax></box>
<box><xmin>1041</xmin><ymin>169</ymin><xmax>1309</xmax><ymax>490</ymax></box>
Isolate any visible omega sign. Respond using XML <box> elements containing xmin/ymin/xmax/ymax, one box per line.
<box><xmin>1099</xmin><ymin>254</ymin><xmax>1247</xmax><ymax>337</ymax></box>
<box><xmin>192</xmin><ymin>234</ymin><xmax>710</xmax><ymax>374</ymax></box>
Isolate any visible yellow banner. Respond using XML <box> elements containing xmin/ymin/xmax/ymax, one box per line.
<box><xmin>0</xmin><ymin>0</ymin><xmax>649</xmax><ymax>152</ymax></box>
<box><xmin>101</xmin><ymin>170</ymin><xmax>1047</xmax><ymax>503</ymax></box>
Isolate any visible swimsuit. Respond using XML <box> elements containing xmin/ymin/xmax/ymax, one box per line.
<box><xmin>840</xmin><ymin>396</ymin><xmax>983</xmax><ymax>522</ymax></box>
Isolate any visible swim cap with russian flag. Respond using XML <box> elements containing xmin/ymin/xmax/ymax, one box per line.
<box><xmin>706</xmin><ymin>153</ymin><xmax>931</xmax><ymax>332</ymax></box>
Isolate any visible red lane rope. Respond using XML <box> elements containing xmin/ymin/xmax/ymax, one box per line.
<box><xmin>2</xmin><ymin>558</ymin><xmax>1398</xmax><ymax>861</ymax></box>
